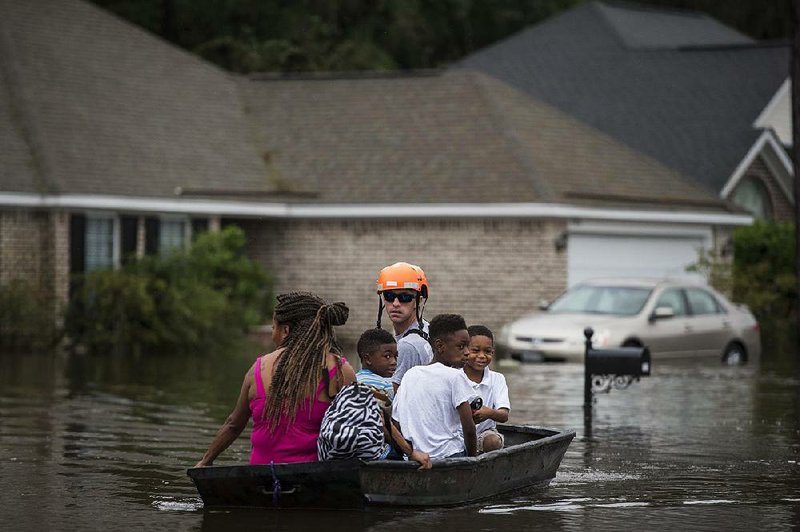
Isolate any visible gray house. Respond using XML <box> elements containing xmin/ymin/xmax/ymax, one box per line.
<box><xmin>0</xmin><ymin>0</ymin><xmax>752</xmax><ymax>341</ymax></box>
<box><xmin>459</xmin><ymin>1</ymin><xmax>792</xmax><ymax>222</ymax></box>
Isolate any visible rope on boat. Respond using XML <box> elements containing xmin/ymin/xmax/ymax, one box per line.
<box><xmin>270</xmin><ymin>461</ymin><xmax>282</xmax><ymax>505</ymax></box>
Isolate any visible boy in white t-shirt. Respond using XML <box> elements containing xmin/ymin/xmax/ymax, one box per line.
<box><xmin>392</xmin><ymin>314</ymin><xmax>478</xmax><ymax>459</ymax></box>
<box><xmin>464</xmin><ymin>325</ymin><xmax>510</xmax><ymax>453</ymax></box>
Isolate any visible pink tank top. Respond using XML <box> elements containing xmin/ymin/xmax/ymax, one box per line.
<box><xmin>249</xmin><ymin>356</ymin><xmax>341</xmax><ymax>464</ymax></box>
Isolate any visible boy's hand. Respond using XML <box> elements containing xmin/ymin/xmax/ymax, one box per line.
<box><xmin>370</xmin><ymin>388</ymin><xmax>390</xmax><ymax>403</ymax></box>
<box><xmin>472</xmin><ymin>406</ymin><xmax>492</xmax><ymax>423</ymax></box>
<box><xmin>410</xmin><ymin>450</ymin><xmax>432</xmax><ymax>470</ymax></box>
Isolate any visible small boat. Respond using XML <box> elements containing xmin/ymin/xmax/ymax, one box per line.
<box><xmin>187</xmin><ymin>424</ymin><xmax>575</xmax><ymax>508</ymax></box>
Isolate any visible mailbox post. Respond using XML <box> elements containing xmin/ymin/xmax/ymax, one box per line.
<box><xmin>583</xmin><ymin>327</ymin><xmax>651</xmax><ymax>415</ymax></box>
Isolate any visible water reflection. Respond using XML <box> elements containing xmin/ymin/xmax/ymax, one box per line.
<box><xmin>1</xmin><ymin>328</ymin><xmax>799</xmax><ymax>530</ymax></box>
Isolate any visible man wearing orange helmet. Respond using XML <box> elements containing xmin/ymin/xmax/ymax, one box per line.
<box><xmin>375</xmin><ymin>262</ymin><xmax>434</xmax><ymax>391</ymax></box>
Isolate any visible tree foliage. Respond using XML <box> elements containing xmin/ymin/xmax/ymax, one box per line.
<box><xmin>690</xmin><ymin>221</ymin><xmax>796</xmax><ymax>320</ymax></box>
<box><xmin>65</xmin><ymin>226</ymin><xmax>273</xmax><ymax>355</ymax></box>
<box><xmin>89</xmin><ymin>0</ymin><xmax>791</xmax><ymax>74</ymax></box>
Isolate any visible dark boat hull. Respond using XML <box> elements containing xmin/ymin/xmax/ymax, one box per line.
<box><xmin>187</xmin><ymin>424</ymin><xmax>575</xmax><ymax>508</ymax></box>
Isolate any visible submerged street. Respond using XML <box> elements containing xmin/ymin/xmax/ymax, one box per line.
<box><xmin>1</xmin><ymin>332</ymin><xmax>798</xmax><ymax>531</ymax></box>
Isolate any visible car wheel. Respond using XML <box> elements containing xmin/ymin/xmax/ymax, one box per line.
<box><xmin>722</xmin><ymin>342</ymin><xmax>747</xmax><ymax>366</ymax></box>
<box><xmin>621</xmin><ymin>339</ymin><xmax>642</xmax><ymax>348</ymax></box>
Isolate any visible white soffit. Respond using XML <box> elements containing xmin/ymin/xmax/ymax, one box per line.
<box><xmin>0</xmin><ymin>192</ymin><xmax>753</xmax><ymax>226</ymax></box>
<box><xmin>720</xmin><ymin>129</ymin><xmax>793</xmax><ymax>202</ymax></box>
<box><xmin>754</xmin><ymin>79</ymin><xmax>791</xmax><ymax>146</ymax></box>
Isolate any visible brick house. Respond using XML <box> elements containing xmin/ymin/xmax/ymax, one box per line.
<box><xmin>1</xmin><ymin>0</ymin><xmax>755</xmax><ymax>342</ymax></box>
<box><xmin>459</xmin><ymin>1</ymin><xmax>793</xmax><ymax>224</ymax></box>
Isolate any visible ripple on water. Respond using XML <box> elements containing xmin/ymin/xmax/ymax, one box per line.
<box><xmin>683</xmin><ymin>499</ymin><xmax>737</xmax><ymax>505</ymax></box>
<box><xmin>151</xmin><ymin>496</ymin><xmax>204</xmax><ymax>512</ymax></box>
<box><xmin>555</xmin><ymin>470</ymin><xmax>641</xmax><ymax>483</ymax></box>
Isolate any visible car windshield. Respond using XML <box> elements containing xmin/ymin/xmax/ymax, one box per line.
<box><xmin>547</xmin><ymin>285</ymin><xmax>652</xmax><ymax>316</ymax></box>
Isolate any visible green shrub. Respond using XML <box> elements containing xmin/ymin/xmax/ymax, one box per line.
<box><xmin>65</xmin><ymin>226</ymin><xmax>273</xmax><ymax>354</ymax></box>
<box><xmin>689</xmin><ymin>221</ymin><xmax>796</xmax><ymax>320</ymax></box>
<box><xmin>0</xmin><ymin>280</ymin><xmax>61</xmax><ymax>352</ymax></box>
<box><xmin>731</xmin><ymin>220</ymin><xmax>796</xmax><ymax>319</ymax></box>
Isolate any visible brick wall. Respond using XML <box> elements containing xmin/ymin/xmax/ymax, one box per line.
<box><xmin>0</xmin><ymin>209</ymin><xmax>70</xmax><ymax>322</ymax></box>
<box><xmin>238</xmin><ymin>217</ymin><xmax>568</xmax><ymax>343</ymax></box>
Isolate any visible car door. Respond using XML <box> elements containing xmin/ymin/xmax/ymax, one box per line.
<box><xmin>684</xmin><ymin>287</ymin><xmax>729</xmax><ymax>357</ymax></box>
<box><xmin>643</xmin><ymin>287</ymin><xmax>693</xmax><ymax>357</ymax></box>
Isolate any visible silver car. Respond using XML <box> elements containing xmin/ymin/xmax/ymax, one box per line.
<box><xmin>497</xmin><ymin>278</ymin><xmax>760</xmax><ymax>365</ymax></box>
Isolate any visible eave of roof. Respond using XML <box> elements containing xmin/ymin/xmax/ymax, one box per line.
<box><xmin>0</xmin><ymin>192</ymin><xmax>753</xmax><ymax>226</ymax></box>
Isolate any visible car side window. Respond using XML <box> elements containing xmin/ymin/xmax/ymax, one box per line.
<box><xmin>654</xmin><ymin>288</ymin><xmax>687</xmax><ymax>317</ymax></box>
<box><xmin>685</xmin><ymin>288</ymin><xmax>723</xmax><ymax>315</ymax></box>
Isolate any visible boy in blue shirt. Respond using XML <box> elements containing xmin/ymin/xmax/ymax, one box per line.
<box><xmin>356</xmin><ymin>328</ymin><xmax>397</xmax><ymax>406</ymax></box>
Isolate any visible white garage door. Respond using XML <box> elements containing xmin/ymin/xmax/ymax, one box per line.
<box><xmin>568</xmin><ymin>233</ymin><xmax>706</xmax><ymax>287</ymax></box>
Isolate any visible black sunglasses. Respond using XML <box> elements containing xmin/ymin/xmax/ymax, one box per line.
<box><xmin>382</xmin><ymin>291</ymin><xmax>415</xmax><ymax>304</ymax></box>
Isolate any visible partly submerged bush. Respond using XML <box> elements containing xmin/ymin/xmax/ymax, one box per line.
<box><xmin>731</xmin><ymin>220</ymin><xmax>795</xmax><ymax>319</ymax></box>
<box><xmin>0</xmin><ymin>280</ymin><xmax>61</xmax><ymax>352</ymax></box>
<box><xmin>66</xmin><ymin>226</ymin><xmax>273</xmax><ymax>354</ymax></box>
<box><xmin>689</xmin><ymin>220</ymin><xmax>796</xmax><ymax>320</ymax></box>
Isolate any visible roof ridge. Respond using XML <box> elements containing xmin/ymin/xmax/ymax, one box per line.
<box><xmin>596</xmin><ymin>0</ymin><xmax>720</xmax><ymax>19</ymax></box>
<box><xmin>465</xmin><ymin>71</ymin><xmax>555</xmax><ymax>201</ymax></box>
<box><xmin>0</xmin><ymin>13</ymin><xmax>58</xmax><ymax>194</ymax></box>
<box><xmin>677</xmin><ymin>39</ymin><xmax>790</xmax><ymax>52</ymax></box>
<box><xmin>248</xmin><ymin>69</ymin><xmax>443</xmax><ymax>82</ymax></box>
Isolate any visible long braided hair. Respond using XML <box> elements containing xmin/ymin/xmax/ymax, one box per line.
<box><xmin>262</xmin><ymin>291</ymin><xmax>349</xmax><ymax>428</ymax></box>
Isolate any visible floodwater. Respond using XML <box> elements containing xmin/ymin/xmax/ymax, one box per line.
<box><xmin>1</xmin><ymin>328</ymin><xmax>799</xmax><ymax>531</ymax></box>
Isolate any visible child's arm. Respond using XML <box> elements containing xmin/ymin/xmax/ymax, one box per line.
<box><xmin>457</xmin><ymin>402</ymin><xmax>477</xmax><ymax>457</ymax></box>
<box><xmin>389</xmin><ymin>418</ymin><xmax>432</xmax><ymax>470</ymax></box>
<box><xmin>473</xmin><ymin>406</ymin><xmax>509</xmax><ymax>424</ymax></box>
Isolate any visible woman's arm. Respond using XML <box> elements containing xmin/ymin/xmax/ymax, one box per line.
<box><xmin>194</xmin><ymin>371</ymin><xmax>252</xmax><ymax>467</ymax></box>
<box><xmin>457</xmin><ymin>402</ymin><xmax>477</xmax><ymax>457</ymax></box>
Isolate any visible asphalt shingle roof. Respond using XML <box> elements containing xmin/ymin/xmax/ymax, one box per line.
<box><xmin>458</xmin><ymin>1</ymin><xmax>789</xmax><ymax>193</ymax></box>
<box><xmin>0</xmin><ymin>0</ymin><xmax>734</xmax><ymax>214</ymax></box>
<box><xmin>0</xmin><ymin>0</ymin><xmax>272</xmax><ymax>199</ymax></box>
<box><xmin>241</xmin><ymin>70</ymin><xmax>725</xmax><ymax>209</ymax></box>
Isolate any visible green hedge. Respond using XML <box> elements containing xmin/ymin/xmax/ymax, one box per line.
<box><xmin>731</xmin><ymin>220</ymin><xmax>796</xmax><ymax>319</ymax></box>
<box><xmin>0</xmin><ymin>280</ymin><xmax>61</xmax><ymax>352</ymax></box>
<box><xmin>65</xmin><ymin>226</ymin><xmax>273</xmax><ymax>354</ymax></box>
<box><xmin>690</xmin><ymin>220</ymin><xmax>796</xmax><ymax>320</ymax></box>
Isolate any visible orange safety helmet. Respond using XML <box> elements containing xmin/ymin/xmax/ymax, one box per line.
<box><xmin>376</xmin><ymin>262</ymin><xmax>429</xmax><ymax>299</ymax></box>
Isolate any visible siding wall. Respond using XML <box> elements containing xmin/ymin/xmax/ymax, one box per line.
<box><xmin>238</xmin><ymin>217</ymin><xmax>568</xmax><ymax>343</ymax></box>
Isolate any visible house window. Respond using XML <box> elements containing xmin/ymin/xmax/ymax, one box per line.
<box><xmin>159</xmin><ymin>218</ymin><xmax>188</xmax><ymax>254</ymax></box>
<box><xmin>733</xmin><ymin>177</ymin><xmax>772</xmax><ymax>219</ymax></box>
<box><xmin>85</xmin><ymin>215</ymin><xmax>116</xmax><ymax>271</ymax></box>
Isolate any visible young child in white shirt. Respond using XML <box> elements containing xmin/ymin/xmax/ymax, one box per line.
<box><xmin>464</xmin><ymin>325</ymin><xmax>510</xmax><ymax>453</ymax></box>
<box><xmin>392</xmin><ymin>314</ymin><xmax>478</xmax><ymax>459</ymax></box>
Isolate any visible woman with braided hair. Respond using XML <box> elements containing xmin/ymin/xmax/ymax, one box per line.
<box><xmin>195</xmin><ymin>292</ymin><xmax>355</xmax><ymax>466</ymax></box>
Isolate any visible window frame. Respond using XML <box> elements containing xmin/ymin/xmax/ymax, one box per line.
<box><xmin>157</xmin><ymin>214</ymin><xmax>191</xmax><ymax>256</ymax></box>
<box><xmin>684</xmin><ymin>287</ymin><xmax>726</xmax><ymax>316</ymax></box>
<box><xmin>84</xmin><ymin>212</ymin><xmax>120</xmax><ymax>272</ymax></box>
<box><xmin>653</xmin><ymin>287</ymin><xmax>689</xmax><ymax>317</ymax></box>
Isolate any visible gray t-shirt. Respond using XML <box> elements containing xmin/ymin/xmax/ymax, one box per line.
<box><xmin>391</xmin><ymin>319</ymin><xmax>433</xmax><ymax>385</ymax></box>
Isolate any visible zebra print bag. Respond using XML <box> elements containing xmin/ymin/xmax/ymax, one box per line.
<box><xmin>317</xmin><ymin>382</ymin><xmax>386</xmax><ymax>461</ymax></box>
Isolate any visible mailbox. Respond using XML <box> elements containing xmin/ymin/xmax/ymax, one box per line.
<box><xmin>586</xmin><ymin>346</ymin><xmax>651</xmax><ymax>377</ymax></box>
<box><xmin>583</xmin><ymin>327</ymin><xmax>652</xmax><ymax>412</ymax></box>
